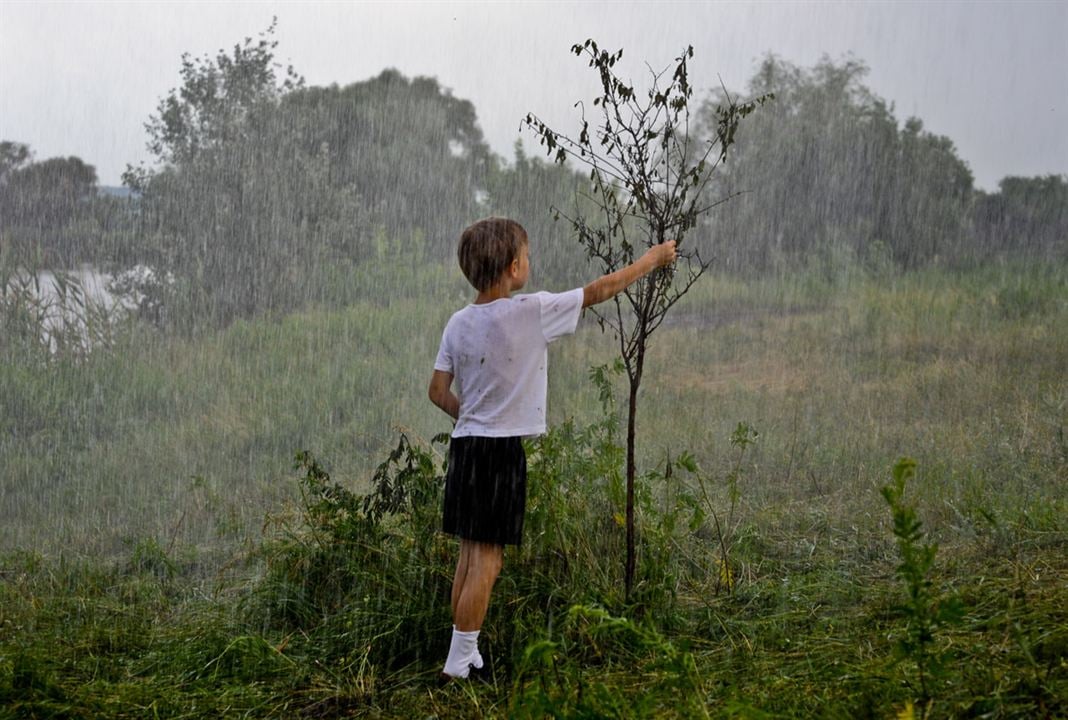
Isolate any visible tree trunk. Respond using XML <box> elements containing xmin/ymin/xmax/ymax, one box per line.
<box><xmin>624</xmin><ymin>323</ymin><xmax>648</xmax><ymax>600</ymax></box>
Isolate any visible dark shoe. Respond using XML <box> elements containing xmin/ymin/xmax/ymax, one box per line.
<box><xmin>468</xmin><ymin>662</ymin><xmax>492</xmax><ymax>683</ymax></box>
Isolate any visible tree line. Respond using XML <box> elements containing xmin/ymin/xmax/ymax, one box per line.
<box><xmin>1</xmin><ymin>24</ymin><xmax>1064</xmax><ymax>333</ymax></box>
<box><xmin>698</xmin><ymin>54</ymin><xmax>1066</xmax><ymax>272</ymax></box>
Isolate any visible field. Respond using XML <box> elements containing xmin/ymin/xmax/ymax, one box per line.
<box><xmin>1</xmin><ymin>260</ymin><xmax>1066</xmax><ymax>718</ymax></box>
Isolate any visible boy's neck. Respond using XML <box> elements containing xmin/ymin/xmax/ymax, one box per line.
<box><xmin>474</xmin><ymin>288</ymin><xmax>510</xmax><ymax>303</ymax></box>
<box><xmin>473</xmin><ymin>280</ymin><xmax>514</xmax><ymax>304</ymax></box>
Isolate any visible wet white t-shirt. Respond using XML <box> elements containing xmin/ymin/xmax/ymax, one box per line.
<box><xmin>434</xmin><ymin>288</ymin><xmax>584</xmax><ymax>438</ymax></box>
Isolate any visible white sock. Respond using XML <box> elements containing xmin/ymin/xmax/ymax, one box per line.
<box><xmin>443</xmin><ymin>628</ymin><xmax>480</xmax><ymax>678</ymax></box>
<box><xmin>454</xmin><ymin>625</ymin><xmax>484</xmax><ymax>669</ymax></box>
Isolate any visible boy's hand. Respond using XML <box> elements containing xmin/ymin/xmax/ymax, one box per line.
<box><xmin>645</xmin><ymin>240</ymin><xmax>677</xmax><ymax>269</ymax></box>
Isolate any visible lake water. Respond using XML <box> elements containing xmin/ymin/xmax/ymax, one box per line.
<box><xmin>34</xmin><ymin>265</ymin><xmax>122</xmax><ymax>309</ymax></box>
<box><xmin>4</xmin><ymin>264</ymin><xmax>136</xmax><ymax>352</ymax></box>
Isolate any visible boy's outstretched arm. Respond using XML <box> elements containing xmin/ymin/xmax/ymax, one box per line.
<box><xmin>428</xmin><ymin>370</ymin><xmax>459</xmax><ymax>420</ymax></box>
<box><xmin>582</xmin><ymin>240</ymin><xmax>677</xmax><ymax>308</ymax></box>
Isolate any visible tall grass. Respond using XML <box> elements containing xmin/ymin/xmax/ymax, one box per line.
<box><xmin>1</xmin><ymin>260</ymin><xmax>1065</xmax><ymax>716</ymax></box>
<box><xmin>3</xmin><ymin>258</ymin><xmax>1065</xmax><ymax>555</ymax></box>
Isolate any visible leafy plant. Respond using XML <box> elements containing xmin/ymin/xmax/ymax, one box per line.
<box><xmin>523</xmin><ymin>39</ymin><xmax>770</xmax><ymax>597</ymax></box>
<box><xmin>881</xmin><ymin>457</ymin><xmax>964</xmax><ymax>703</ymax></box>
<box><xmin>684</xmin><ymin>421</ymin><xmax>759</xmax><ymax>595</ymax></box>
<box><xmin>252</xmin><ymin>439</ymin><xmax>452</xmax><ymax>667</ymax></box>
<box><xmin>510</xmin><ymin>604</ymin><xmax>707</xmax><ymax>719</ymax></box>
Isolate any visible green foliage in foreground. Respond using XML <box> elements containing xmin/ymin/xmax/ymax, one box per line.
<box><xmin>2</xmin><ymin>425</ymin><xmax>1065</xmax><ymax>718</ymax></box>
<box><xmin>2</xmin><ymin>262</ymin><xmax>1066</xmax><ymax>716</ymax></box>
<box><xmin>249</xmin><ymin>380</ymin><xmax>686</xmax><ymax>682</ymax></box>
<box><xmin>882</xmin><ymin>457</ymin><xmax>965</xmax><ymax>704</ymax></box>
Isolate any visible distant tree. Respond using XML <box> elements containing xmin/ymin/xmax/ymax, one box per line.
<box><xmin>524</xmin><ymin>40</ymin><xmax>769</xmax><ymax>597</ymax></box>
<box><xmin>0</xmin><ymin>141</ymin><xmax>32</xmax><ymax>185</ymax></box>
<box><xmin>277</xmin><ymin>69</ymin><xmax>494</xmax><ymax>259</ymax></box>
<box><xmin>881</xmin><ymin>117</ymin><xmax>974</xmax><ymax>268</ymax></box>
<box><xmin>483</xmin><ymin>141</ymin><xmax>591</xmax><ymax>287</ymax></box>
<box><xmin>1</xmin><ymin>155</ymin><xmax>98</xmax><ymax>227</ymax></box>
<box><xmin>125</xmin><ymin>17</ymin><xmax>302</xmax><ymax>182</ymax></box>
<box><xmin>127</xmin><ymin>20</ymin><xmax>502</xmax><ymax>331</ymax></box>
<box><xmin>972</xmin><ymin>174</ymin><xmax>1068</xmax><ymax>261</ymax></box>
<box><xmin>122</xmin><ymin>18</ymin><xmax>307</xmax><ymax>329</ymax></box>
<box><xmin>0</xmin><ymin>148</ymin><xmax>106</xmax><ymax>266</ymax></box>
<box><xmin>700</xmin><ymin>54</ymin><xmax>974</xmax><ymax>272</ymax></box>
<box><xmin>699</xmin><ymin>55</ymin><xmax>879</xmax><ymax>270</ymax></box>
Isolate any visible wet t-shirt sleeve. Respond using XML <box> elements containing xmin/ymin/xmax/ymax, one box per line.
<box><xmin>536</xmin><ymin>288</ymin><xmax>584</xmax><ymax>343</ymax></box>
<box><xmin>434</xmin><ymin>319</ymin><xmax>453</xmax><ymax>373</ymax></box>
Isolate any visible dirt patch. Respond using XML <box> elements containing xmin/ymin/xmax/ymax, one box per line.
<box><xmin>661</xmin><ymin>304</ymin><xmax>812</xmax><ymax>330</ymax></box>
<box><xmin>668</xmin><ymin>357</ymin><xmax>812</xmax><ymax>396</ymax></box>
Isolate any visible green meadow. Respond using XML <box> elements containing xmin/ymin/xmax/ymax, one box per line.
<box><xmin>2</xmin><ymin>260</ymin><xmax>1066</xmax><ymax>718</ymax></box>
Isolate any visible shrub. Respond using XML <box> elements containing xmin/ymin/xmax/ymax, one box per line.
<box><xmin>249</xmin><ymin>378</ymin><xmax>695</xmax><ymax>678</ymax></box>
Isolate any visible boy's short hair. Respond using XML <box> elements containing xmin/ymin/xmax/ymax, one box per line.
<box><xmin>458</xmin><ymin>217</ymin><xmax>528</xmax><ymax>291</ymax></box>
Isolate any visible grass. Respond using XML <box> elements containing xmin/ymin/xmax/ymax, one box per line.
<box><xmin>1</xmin><ymin>259</ymin><xmax>1066</xmax><ymax>717</ymax></box>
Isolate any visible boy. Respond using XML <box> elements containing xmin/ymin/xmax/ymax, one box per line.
<box><xmin>428</xmin><ymin>216</ymin><xmax>675</xmax><ymax>679</ymax></box>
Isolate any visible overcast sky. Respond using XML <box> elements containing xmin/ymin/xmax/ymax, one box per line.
<box><xmin>2</xmin><ymin>1</ymin><xmax>1065</xmax><ymax>191</ymax></box>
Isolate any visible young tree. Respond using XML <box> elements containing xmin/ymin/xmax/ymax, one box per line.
<box><xmin>523</xmin><ymin>40</ymin><xmax>770</xmax><ymax>597</ymax></box>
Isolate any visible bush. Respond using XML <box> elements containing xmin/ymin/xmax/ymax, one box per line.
<box><xmin>510</xmin><ymin>604</ymin><xmax>707</xmax><ymax>719</ymax></box>
<box><xmin>250</xmin><ymin>435</ymin><xmax>453</xmax><ymax>669</ymax></box>
<box><xmin>249</xmin><ymin>385</ymin><xmax>697</xmax><ymax>678</ymax></box>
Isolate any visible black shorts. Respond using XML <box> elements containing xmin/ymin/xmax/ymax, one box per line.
<box><xmin>442</xmin><ymin>435</ymin><xmax>527</xmax><ymax>547</ymax></box>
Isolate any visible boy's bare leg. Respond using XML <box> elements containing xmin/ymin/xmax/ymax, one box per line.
<box><xmin>453</xmin><ymin>540</ymin><xmax>503</xmax><ymax>632</ymax></box>
<box><xmin>451</xmin><ymin>540</ymin><xmax>473</xmax><ymax>618</ymax></box>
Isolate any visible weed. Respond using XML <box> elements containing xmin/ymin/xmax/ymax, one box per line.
<box><xmin>251</xmin><ymin>438</ymin><xmax>453</xmax><ymax>669</ymax></box>
<box><xmin>679</xmin><ymin>421</ymin><xmax>759</xmax><ymax>596</ymax></box>
<box><xmin>881</xmin><ymin>457</ymin><xmax>965</xmax><ymax>703</ymax></box>
<box><xmin>510</xmin><ymin>604</ymin><xmax>707</xmax><ymax>719</ymax></box>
